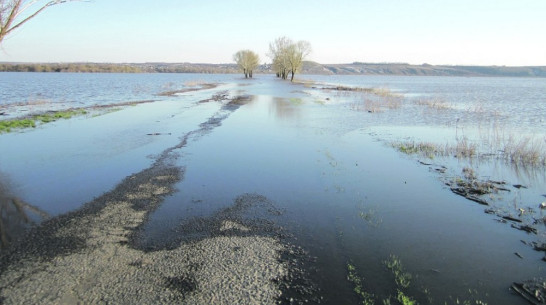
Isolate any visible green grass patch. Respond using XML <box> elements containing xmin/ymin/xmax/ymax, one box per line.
<box><xmin>384</xmin><ymin>255</ymin><xmax>412</xmax><ymax>289</ymax></box>
<box><xmin>347</xmin><ymin>262</ymin><xmax>375</xmax><ymax>305</ymax></box>
<box><xmin>0</xmin><ymin>119</ymin><xmax>36</xmax><ymax>133</ymax></box>
<box><xmin>34</xmin><ymin>109</ymin><xmax>87</xmax><ymax>123</ymax></box>
<box><xmin>392</xmin><ymin>141</ymin><xmax>439</xmax><ymax>159</ymax></box>
<box><xmin>0</xmin><ymin>109</ymin><xmax>88</xmax><ymax>133</ymax></box>
<box><xmin>289</xmin><ymin>97</ymin><xmax>304</xmax><ymax>105</ymax></box>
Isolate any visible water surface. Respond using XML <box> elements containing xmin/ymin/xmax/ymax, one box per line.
<box><xmin>1</xmin><ymin>73</ymin><xmax>545</xmax><ymax>304</ymax></box>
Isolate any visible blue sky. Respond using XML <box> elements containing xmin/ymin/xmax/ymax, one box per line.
<box><xmin>0</xmin><ymin>0</ymin><xmax>545</xmax><ymax>65</ymax></box>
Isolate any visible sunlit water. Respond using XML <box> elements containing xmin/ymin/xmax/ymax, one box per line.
<box><xmin>303</xmin><ymin>74</ymin><xmax>546</xmax><ymax>135</ymax></box>
<box><xmin>1</xmin><ymin>72</ymin><xmax>545</xmax><ymax>304</ymax></box>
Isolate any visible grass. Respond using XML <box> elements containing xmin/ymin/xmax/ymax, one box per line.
<box><xmin>392</xmin><ymin>141</ymin><xmax>440</xmax><ymax>159</ymax></box>
<box><xmin>183</xmin><ymin>80</ymin><xmax>207</xmax><ymax>87</ymax></box>
<box><xmin>392</xmin><ymin>133</ymin><xmax>545</xmax><ymax>168</ymax></box>
<box><xmin>358</xmin><ymin>208</ymin><xmax>383</xmax><ymax>227</ymax></box>
<box><xmin>415</xmin><ymin>97</ymin><xmax>452</xmax><ymax>110</ymax></box>
<box><xmin>396</xmin><ymin>290</ymin><xmax>418</xmax><ymax>305</ymax></box>
<box><xmin>452</xmin><ymin>137</ymin><xmax>478</xmax><ymax>159</ymax></box>
<box><xmin>0</xmin><ymin>109</ymin><xmax>87</xmax><ymax>133</ymax></box>
<box><xmin>501</xmin><ymin>135</ymin><xmax>546</xmax><ymax>166</ymax></box>
<box><xmin>370</xmin><ymin>87</ymin><xmax>402</xmax><ymax>98</ymax></box>
<box><xmin>0</xmin><ymin>119</ymin><xmax>36</xmax><ymax>133</ymax></box>
<box><xmin>345</xmin><ymin>256</ymin><xmax>417</xmax><ymax>305</ymax></box>
<box><xmin>35</xmin><ymin>109</ymin><xmax>87</xmax><ymax>123</ymax></box>
<box><xmin>329</xmin><ymin>85</ymin><xmax>401</xmax><ymax>98</ymax></box>
<box><xmin>347</xmin><ymin>255</ymin><xmax>488</xmax><ymax>305</ymax></box>
<box><xmin>347</xmin><ymin>262</ymin><xmax>375</xmax><ymax>305</ymax></box>
<box><xmin>384</xmin><ymin>255</ymin><xmax>412</xmax><ymax>289</ymax></box>
<box><xmin>289</xmin><ymin>97</ymin><xmax>304</xmax><ymax>105</ymax></box>
<box><xmin>330</xmin><ymin>85</ymin><xmax>404</xmax><ymax>113</ymax></box>
<box><xmin>351</xmin><ymin>95</ymin><xmax>403</xmax><ymax>113</ymax></box>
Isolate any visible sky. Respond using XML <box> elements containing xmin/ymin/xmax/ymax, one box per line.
<box><xmin>0</xmin><ymin>0</ymin><xmax>545</xmax><ymax>66</ymax></box>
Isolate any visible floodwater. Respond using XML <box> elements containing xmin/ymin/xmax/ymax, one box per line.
<box><xmin>1</xmin><ymin>72</ymin><xmax>545</xmax><ymax>304</ymax></box>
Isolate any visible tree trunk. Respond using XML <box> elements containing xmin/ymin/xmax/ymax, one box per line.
<box><xmin>290</xmin><ymin>70</ymin><xmax>295</xmax><ymax>82</ymax></box>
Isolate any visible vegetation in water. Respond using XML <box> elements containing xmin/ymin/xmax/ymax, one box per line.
<box><xmin>393</xmin><ymin>141</ymin><xmax>439</xmax><ymax>159</ymax></box>
<box><xmin>0</xmin><ymin>119</ymin><xmax>36</xmax><ymax>133</ymax></box>
<box><xmin>391</xmin><ymin>133</ymin><xmax>545</xmax><ymax>168</ymax></box>
<box><xmin>0</xmin><ymin>109</ymin><xmax>87</xmax><ymax>133</ymax></box>
<box><xmin>384</xmin><ymin>255</ymin><xmax>413</xmax><ymax>289</ymax></box>
<box><xmin>358</xmin><ymin>207</ymin><xmax>383</xmax><ymax>228</ymax></box>
<box><xmin>347</xmin><ymin>262</ymin><xmax>375</xmax><ymax>305</ymax></box>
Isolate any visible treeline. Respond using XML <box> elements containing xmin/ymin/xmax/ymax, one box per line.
<box><xmin>145</xmin><ymin>63</ymin><xmax>239</xmax><ymax>74</ymax></box>
<box><xmin>0</xmin><ymin>63</ymin><xmax>241</xmax><ymax>74</ymax></box>
<box><xmin>0</xmin><ymin>63</ymin><xmax>144</xmax><ymax>73</ymax></box>
<box><xmin>2</xmin><ymin>62</ymin><xmax>544</xmax><ymax>77</ymax></box>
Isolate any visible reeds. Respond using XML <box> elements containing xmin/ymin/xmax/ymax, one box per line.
<box><xmin>351</xmin><ymin>93</ymin><xmax>403</xmax><ymax>113</ymax></box>
<box><xmin>392</xmin><ymin>133</ymin><xmax>545</xmax><ymax>168</ymax></box>
<box><xmin>414</xmin><ymin>97</ymin><xmax>452</xmax><ymax>110</ymax></box>
<box><xmin>184</xmin><ymin>80</ymin><xmax>207</xmax><ymax>87</ymax></box>
<box><xmin>453</xmin><ymin>136</ymin><xmax>478</xmax><ymax>158</ymax></box>
<box><xmin>501</xmin><ymin>135</ymin><xmax>546</xmax><ymax>166</ymax></box>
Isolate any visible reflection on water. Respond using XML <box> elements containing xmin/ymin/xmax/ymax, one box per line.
<box><xmin>270</xmin><ymin>97</ymin><xmax>303</xmax><ymax>121</ymax></box>
<box><xmin>0</xmin><ymin>173</ymin><xmax>49</xmax><ymax>248</ymax></box>
<box><xmin>1</xmin><ymin>74</ymin><xmax>545</xmax><ymax>304</ymax></box>
<box><xmin>137</xmin><ymin>92</ymin><xmax>542</xmax><ymax>304</ymax></box>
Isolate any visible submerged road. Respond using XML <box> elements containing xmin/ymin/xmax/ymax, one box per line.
<box><xmin>1</xmin><ymin>78</ymin><xmax>543</xmax><ymax>304</ymax></box>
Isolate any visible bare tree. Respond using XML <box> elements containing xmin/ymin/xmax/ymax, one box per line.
<box><xmin>0</xmin><ymin>0</ymin><xmax>75</xmax><ymax>45</ymax></box>
<box><xmin>268</xmin><ymin>36</ymin><xmax>292</xmax><ymax>80</ymax></box>
<box><xmin>268</xmin><ymin>37</ymin><xmax>311</xmax><ymax>82</ymax></box>
<box><xmin>233</xmin><ymin>49</ymin><xmax>260</xmax><ymax>78</ymax></box>
<box><xmin>286</xmin><ymin>40</ymin><xmax>311</xmax><ymax>81</ymax></box>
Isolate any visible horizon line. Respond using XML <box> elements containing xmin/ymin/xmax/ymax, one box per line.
<box><xmin>1</xmin><ymin>61</ymin><xmax>546</xmax><ymax>68</ymax></box>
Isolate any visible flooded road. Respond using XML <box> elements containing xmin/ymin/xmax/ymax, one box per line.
<box><xmin>1</xmin><ymin>74</ymin><xmax>544</xmax><ymax>304</ymax></box>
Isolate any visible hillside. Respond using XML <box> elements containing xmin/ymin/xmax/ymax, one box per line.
<box><xmin>302</xmin><ymin>62</ymin><xmax>546</xmax><ymax>77</ymax></box>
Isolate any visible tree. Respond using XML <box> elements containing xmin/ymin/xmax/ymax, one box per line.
<box><xmin>267</xmin><ymin>36</ymin><xmax>292</xmax><ymax>80</ymax></box>
<box><xmin>0</xmin><ymin>0</ymin><xmax>75</xmax><ymax>45</ymax></box>
<box><xmin>286</xmin><ymin>40</ymin><xmax>311</xmax><ymax>81</ymax></box>
<box><xmin>268</xmin><ymin>37</ymin><xmax>311</xmax><ymax>82</ymax></box>
<box><xmin>233</xmin><ymin>49</ymin><xmax>260</xmax><ymax>78</ymax></box>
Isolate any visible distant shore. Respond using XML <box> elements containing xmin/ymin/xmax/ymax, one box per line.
<box><xmin>1</xmin><ymin>61</ymin><xmax>545</xmax><ymax>77</ymax></box>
